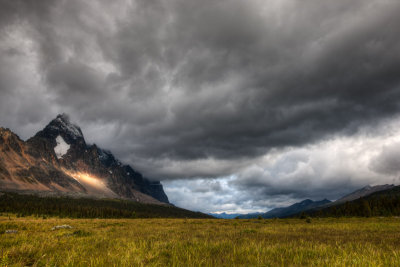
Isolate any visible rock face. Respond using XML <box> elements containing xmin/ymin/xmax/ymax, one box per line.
<box><xmin>0</xmin><ymin>114</ymin><xmax>169</xmax><ymax>204</ymax></box>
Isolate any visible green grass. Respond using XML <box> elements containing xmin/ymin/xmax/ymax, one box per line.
<box><xmin>1</xmin><ymin>216</ymin><xmax>400</xmax><ymax>266</ymax></box>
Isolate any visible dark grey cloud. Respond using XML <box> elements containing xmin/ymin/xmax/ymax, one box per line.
<box><xmin>1</xmin><ymin>0</ymin><xmax>400</xmax><ymax>212</ymax></box>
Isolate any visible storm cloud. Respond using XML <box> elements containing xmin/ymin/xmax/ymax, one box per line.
<box><xmin>1</xmin><ymin>0</ymin><xmax>400</xmax><ymax>212</ymax></box>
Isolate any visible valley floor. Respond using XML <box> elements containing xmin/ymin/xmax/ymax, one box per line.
<box><xmin>1</xmin><ymin>216</ymin><xmax>400</xmax><ymax>266</ymax></box>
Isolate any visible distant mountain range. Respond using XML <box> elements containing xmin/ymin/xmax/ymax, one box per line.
<box><xmin>0</xmin><ymin>114</ymin><xmax>168</xmax><ymax>204</ymax></box>
<box><xmin>208</xmin><ymin>212</ymin><xmax>263</xmax><ymax>219</ymax></box>
<box><xmin>209</xmin><ymin>184</ymin><xmax>397</xmax><ymax>219</ymax></box>
<box><xmin>236</xmin><ymin>199</ymin><xmax>331</xmax><ymax>219</ymax></box>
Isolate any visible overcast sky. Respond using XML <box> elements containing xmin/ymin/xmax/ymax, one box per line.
<box><xmin>1</xmin><ymin>0</ymin><xmax>400</xmax><ymax>213</ymax></box>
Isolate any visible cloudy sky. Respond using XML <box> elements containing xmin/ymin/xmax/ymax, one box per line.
<box><xmin>1</xmin><ymin>0</ymin><xmax>400</xmax><ymax>213</ymax></box>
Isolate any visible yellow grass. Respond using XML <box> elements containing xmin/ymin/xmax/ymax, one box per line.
<box><xmin>1</xmin><ymin>216</ymin><xmax>400</xmax><ymax>266</ymax></box>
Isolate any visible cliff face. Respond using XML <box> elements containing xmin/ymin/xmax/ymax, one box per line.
<box><xmin>0</xmin><ymin>114</ymin><xmax>169</xmax><ymax>204</ymax></box>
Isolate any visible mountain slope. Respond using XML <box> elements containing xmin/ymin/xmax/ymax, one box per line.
<box><xmin>302</xmin><ymin>185</ymin><xmax>400</xmax><ymax>217</ymax></box>
<box><xmin>331</xmin><ymin>184</ymin><xmax>395</xmax><ymax>205</ymax></box>
<box><xmin>237</xmin><ymin>199</ymin><xmax>331</xmax><ymax>219</ymax></box>
<box><xmin>0</xmin><ymin>114</ymin><xmax>168</xmax><ymax>204</ymax></box>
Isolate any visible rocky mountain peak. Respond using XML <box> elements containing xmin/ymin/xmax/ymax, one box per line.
<box><xmin>34</xmin><ymin>114</ymin><xmax>85</xmax><ymax>146</ymax></box>
<box><xmin>1</xmin><ymin>115</ymin><xmax>169</xmax><ymax>204</ymax></box>
<box><xmin>52</xmin><ymin>113</ymin><xmax>83</xmax><ymax>139</ymax></box>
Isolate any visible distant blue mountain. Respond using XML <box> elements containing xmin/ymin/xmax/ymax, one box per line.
<box><xmin>208</xmin><ymin>212</ymin><xmax>262</xmax><ymax>219</ymax></box>
<box><xmin>209</xmin><ymin>199</ymin><xmax>331</xmax><ymax>219</ymax></box>
<box><xmin>237</xmin><ymin>199</ymin><xmax>331</xmax><ymax>219</ymax></box>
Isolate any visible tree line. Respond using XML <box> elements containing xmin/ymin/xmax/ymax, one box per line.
<box><xmin>0</xmin><ymin>192</ymin><xmax>211</xmax><ymax>219</ymax></box>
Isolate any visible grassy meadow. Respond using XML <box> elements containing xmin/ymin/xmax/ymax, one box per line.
<box><xmin>1</xmin><ymin>215</ymin><xmax>400</xmax><ymax>266</ymax></box>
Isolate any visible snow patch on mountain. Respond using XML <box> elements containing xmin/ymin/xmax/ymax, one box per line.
<box><xmin>54</xmin><ymin>135</ymin><xmax>70</xmax><ymax>159</ymax></box>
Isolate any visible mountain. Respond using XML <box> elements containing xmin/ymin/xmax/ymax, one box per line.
<box><xmin>237</xmin><ymin>199</ymin><xmax>331</xmax><ymax>219</ymax></box>
<box><xmin>302</xmin><ymin>185</ymin><xmax>400</xmax><ymax>217</ymax></box>
<box><xmin>0</xmin><ymin>114</ymin><xmax>168</xmax><ymax>204</ymax></box>
<box><xmin>208</xmin><ymin>212</ymin><xmax>260</xmax><ymax>219</ymax></box>
<box><xmin>331</xmin><ymin>184</ymin><xmax>395</xmax><ymax>205</ymax></box>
